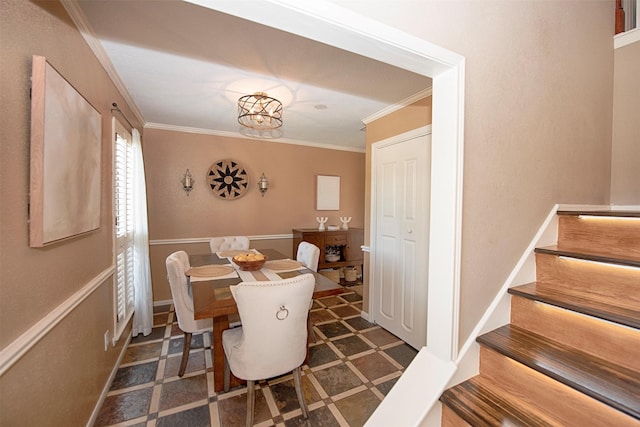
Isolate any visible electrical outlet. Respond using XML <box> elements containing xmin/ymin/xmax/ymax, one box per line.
<box><xmin>104</xmin><ymin>330</ymin><xmax>110</xmax><ymax>351</ymax></box>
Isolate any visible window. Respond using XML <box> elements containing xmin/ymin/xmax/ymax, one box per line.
<box><xmin>114</xmin><ymin>119</ymin><xmax>135</xmax><ymax>339</ymax></box>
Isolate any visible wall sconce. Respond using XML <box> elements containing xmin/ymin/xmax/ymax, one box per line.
<box><xmin>257</xmin><ymin>173</ymin><xmax>269</xmax><ymax>197</ymax></box>
<box><xmin>181</xmin><ymin>169</ymin><xmax>194</xmax><ymax>196</ymax></box>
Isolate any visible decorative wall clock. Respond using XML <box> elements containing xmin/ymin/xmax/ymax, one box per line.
<box><xmin>207</xmin><ymin>159</ymin><xmax>249</xmax><ymax>199</ymax></box>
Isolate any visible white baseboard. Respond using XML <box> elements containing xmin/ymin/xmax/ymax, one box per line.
<box><xmin>154</xmin><ymin>299</ymin><xmax>173</xmax><ymax>307</ymax></box>
<box><xmin>86</xmin><ymin>333</ymin><xmax>132</xmax><ymax>427</ymax></box>
<box><xmin>557</xmin><ymin>203</ymin><xmax>640</xmax><ymax>212</ymax></box>
<box><xmin>610</xmin><ymin>204</ymin><xmax>640</xmax><ymax>211</ymax></box>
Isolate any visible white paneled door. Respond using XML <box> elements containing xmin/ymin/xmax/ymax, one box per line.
<box><xmin>372</xmin><ymin>128</ymin><xmax>431</xmax><ymax>349</ymax></box>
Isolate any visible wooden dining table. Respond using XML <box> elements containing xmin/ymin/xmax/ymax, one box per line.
<box><xmin>189</xmin><ymin>248</ymin><xmax>344</xmax><ymax>392</ymax></box>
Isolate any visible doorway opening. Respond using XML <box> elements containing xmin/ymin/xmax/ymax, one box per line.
<box><xmin>197</xmin><ymin>0</ymin><xmax>465</xmax><ymax>362</ymax></box>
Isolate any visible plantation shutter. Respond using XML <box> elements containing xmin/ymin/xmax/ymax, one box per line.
<box><xmin>115</xmin><ymin>129</ymin><xmax>135</xmax><ymax>325</ymax></box>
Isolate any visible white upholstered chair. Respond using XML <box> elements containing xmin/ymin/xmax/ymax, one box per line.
<box><xmin>296</xmin><ymin>241</ymin><xmax>320</xmax><ymax>272</ymax></box>
<box><xmin>296</xmin><ymin>242</ymin><xmax>321</xmax><ymax>342</ymax></box>
<box><xmin>173</xmin><ymin>250</ymin><xmax>191</xmax><ymax>272</ymax></box>
<box><xmin>166</xmin><ymin>251</ymin><xmax>212</xmax><ymax>377</ymax></box>
<box><xmin>209</xmin><ymin>236</ymin><xmax>250</xmax><ymax>253</ymax></box>
<box><xmin>222</xmin><ymin>274</ymin><xmax>315</xmax><ymax>427</ymax></box>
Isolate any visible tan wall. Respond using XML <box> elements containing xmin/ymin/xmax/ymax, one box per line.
<box><xmin>362</xmin><ymin>97</ymin><xmax>433</xmax><ymax>310</ymax></box>
<box><xmin>365</xmin><ymin>97</ymin><xmax>433</xmax><ymax>145</ymax></box>
<box><xmin>611</xmin><ymin>41</ymin><xmax>640</xmax><ymax>205</ymax></box>
<box><xmin>0</xmin><ymin>1</ymin><xmax>141</xmax><ymax>424</ymax></box>
<box><xmin>144</xmin><ymin>128</ymin><xmax>365</xmax><ymax>301</ymax></box>
<box><xmin>337</xmin><ymin>0</ymin><xmax>614</xmax><ymax>348</ymax></box>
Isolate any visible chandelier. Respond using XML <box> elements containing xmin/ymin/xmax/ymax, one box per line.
<box><xmin>237</xmin><ymin>92</ymin><xmax>283</xmax><ymax>130</ymax></box>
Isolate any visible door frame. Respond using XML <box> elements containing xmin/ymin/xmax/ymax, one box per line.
<box><xmin>370</xmin><ymin>125</ymin><xmax>432</xmax><ymax>348</ymax></box>
<box><xmin>165</xmin><ymin>0</ymin><xmax>464</xmax><ymax>362</ymax></box>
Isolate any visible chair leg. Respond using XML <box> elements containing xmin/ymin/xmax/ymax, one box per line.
<box><xmin>307</xmin><ymin>315</ymin><xmax>317</xmax><ymax>343</ymax></box>
<box><xmin>293</xmin><ymin>366</ymin><xmax>309</xmax><ymax>419</ymax></box>
<box><xmin>178</xmin><ymin>332</ymin><xmax>192</xmax><ymax>377</ymax></box>
<box><xmin>223</xmin><ymin>353</ymin><xmax>230</xmax><ymax>392</ymax></box>
<box><xmin>245</xmin><ymin>380</ymin><xmax>255</xmax><ymax>427</ymax></box>
<box><xmin>305</xmin><ymin>312</ymin><xmax>315</xmax><ymax>366</ymax></box>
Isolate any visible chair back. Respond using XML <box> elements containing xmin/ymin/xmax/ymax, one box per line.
<box><xmin>209</xmin><ymin>236</ymin><xmax>250</xmax><ymax>253</ymax></box>
<box><xmin>173</xmin><ymin>250</ymin><xmax>191</xmax><ymax>271</ymax></box>
<box><xmin>227</xmin><ymin>274</ymin><xmax>315</xmax><ymax>380</ymax></box>
<box><xmin>296</xmin><ymin>241</ymin><xmax>320</xmax><ymax>272</ymax></box>
<box><xmin>166</xmin><ymin>251</ymin><xmax>211</xmax><ymax>333</ymax></box>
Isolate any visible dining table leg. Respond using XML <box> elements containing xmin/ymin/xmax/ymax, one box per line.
<box><xmin>212</xmin><ymin>315</ymin><xmax>229</xmax><ymax>392</ymax></box>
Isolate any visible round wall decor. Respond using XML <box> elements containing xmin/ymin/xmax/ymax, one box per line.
<box><xmin>207</xmin><ymin>159</ymin><xmax>249</xmax><ymax>199</ymax></box>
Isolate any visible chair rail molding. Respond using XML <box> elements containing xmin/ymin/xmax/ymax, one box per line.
<box><xmin>150</xmin><ymin>234</ymin><xmax>293</xmax><ymax>246</ymax></box>
<box><xmin>0</xmin><ymin>265</ymin><xmax>115</xmax><ymax>376</ymax></box>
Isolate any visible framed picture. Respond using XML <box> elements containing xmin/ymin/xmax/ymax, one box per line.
<box><xmin>316</xmin><ymin>175</ymin><xmax>340</xmax><ymax>210</ymax></box>
<box><xmin>29</xmin><ymin>55</ymin><xmax>102</xmax><ymax>247</ymax></box>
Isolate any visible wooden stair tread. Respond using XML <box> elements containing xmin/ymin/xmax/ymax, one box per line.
<box><xmin>477</xmin><ymin>324</ymin><xmax>640</xmax><ymax>419</ymax></box>
<box><xmin>557</xmin><ymin>210</ymin><xmax>640</xmax><ymax>218</ymax></box>
<box><xmin>440</xmin><ymin>377</ymin><xmax>556</xmax><ymax>427</ymax></box>
<box><xmin>509</xmin><ymin>283</ymin><xmax>640</xmax><ymax>329</ymax></box>
<box><xmin>536</xmin><ymin>245</ymin><xmax>640</xmax><ymax>267</ymax></box>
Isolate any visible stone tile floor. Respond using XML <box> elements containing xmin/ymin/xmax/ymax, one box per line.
<box><xmin>95</xmin><ymin>288</ymin><xmax>417</xmax><ymax>426</ymax></box>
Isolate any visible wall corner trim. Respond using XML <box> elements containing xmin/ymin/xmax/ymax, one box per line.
<box><xmin>0</xmin><ymin>265</ymin><xmax>115</xmax><ymax>376</ymax></box>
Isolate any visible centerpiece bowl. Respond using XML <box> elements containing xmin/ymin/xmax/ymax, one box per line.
<box><xmin>232</xmin><ymin>254</ymin><xmax>268</xmax><ymax>271</ymax></box>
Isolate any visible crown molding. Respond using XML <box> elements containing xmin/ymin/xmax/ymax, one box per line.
<box><xmin>144</xmin><ymin>122</ymin><xmax>366</xmax><ymax>153</ymax></box>
<box><xmin>361</xmin><ymin>87</ymin><xmax>433</xmax><ymax>125</ymax></box>
<box><xmin>60</xmin><ymin>0</ymin><xmax>145</xmax><ymax>127</ymax></box>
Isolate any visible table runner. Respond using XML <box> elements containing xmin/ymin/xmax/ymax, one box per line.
<box><xmin>236</xmin><ymin>264</ymin><xmax>307</xmax><ymax>282</ymax></box>
<box><xmin>237</xmin><ymin>268</ymin><xmax>283</xmax><ymax>282</ymax></box>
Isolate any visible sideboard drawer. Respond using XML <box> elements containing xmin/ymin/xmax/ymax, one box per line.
<box><xmin>325</xmin><ymin>234</ymin><xmax>347</xmax><ymax>245</ymax></box>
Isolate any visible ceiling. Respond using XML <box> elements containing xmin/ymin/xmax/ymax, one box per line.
<box><xmin>72</xmin><ymin>0</ymin><xmax>432</xmax><ymax>151</ymax></box>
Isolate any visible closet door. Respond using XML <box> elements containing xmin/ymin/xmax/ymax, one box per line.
<box><xmin>371</xmin><ymin>130</ymin><xmax>431</xmax><ymax>349</ymax></box>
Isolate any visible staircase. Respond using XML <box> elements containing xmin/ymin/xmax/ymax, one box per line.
<box><xmin>440</xmin><ymin>210</ymin><xmax>640</xmax><ymax>426</ymax></box>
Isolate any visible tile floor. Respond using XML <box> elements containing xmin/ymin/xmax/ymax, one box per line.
<box><xmin>95</xmin><ymin>287</ymin><xmax>417</xmax><ymax>426</ymax></box>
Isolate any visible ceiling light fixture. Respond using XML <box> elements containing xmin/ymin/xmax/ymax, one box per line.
<box><xmin>237</xmin><ymin>92</ymin><xmax>283</xmax><ymax>130</ymax></box>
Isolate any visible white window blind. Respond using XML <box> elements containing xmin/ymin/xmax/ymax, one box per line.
<box><xmin>114</xmin><ymin>123</ymin><xmax>135</xmax><ymax>334</ymax></box>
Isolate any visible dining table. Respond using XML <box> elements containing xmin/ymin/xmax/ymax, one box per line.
<box><xmin>189</xmin><ymin>248</ymin><xmax>344</xmax><ymax>392</ymax></box>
